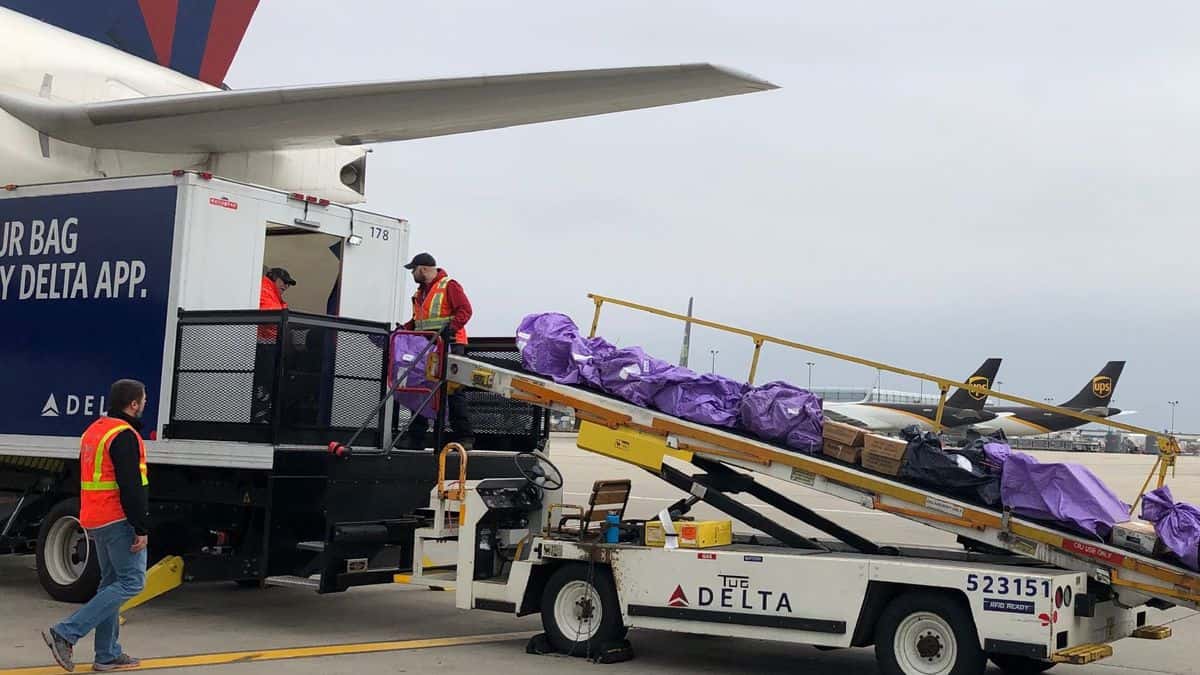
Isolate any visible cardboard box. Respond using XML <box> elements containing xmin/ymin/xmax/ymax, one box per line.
<box><xmin>645</xmin><ymin>519</ymin><xmax>733</xmax><ymax>548</ymax></box>
<box><xmin>861</xmin><ymin>451</ymin><xmax>905</xmax><ymax>476</ymax></box>
<box><xmin>1111</xmin><ymin>520</ymin><xmax>1159</xmax><ymax>556</ymax></box>
<box><xmin>864</xmin><ymin>433</ymin><xmax>908</xmax><ymax>457</ymax></box>
<box><xmin>822</xmin><ymin>439</ymin><xmax>862</xmax><ymax>464</ymax></box>
<box><xmin>861</xmin><ymin>433</ymin><xmax>909</xmax><ymax>476</ymax></box>
<box><xmin>823</xmin><ymin>420</ymin><xmax>866</xmax><ymax>447</ymax></box>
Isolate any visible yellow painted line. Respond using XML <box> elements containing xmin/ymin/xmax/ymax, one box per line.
<box><xmin>1</xmin><ymin>631</ymin><xmax>536</xmax><ymax>675</ymax></box>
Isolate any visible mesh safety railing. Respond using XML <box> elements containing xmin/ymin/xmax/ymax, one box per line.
<box><xmin>168</xmin><ymin>309</ymin><xmax>389</xmax><ymax>447</ymax></box>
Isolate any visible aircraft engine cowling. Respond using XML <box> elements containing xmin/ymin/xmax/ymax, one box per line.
<box><xmin>212</xmin><ymin>146</ymin><xmax>369</xmax><ymax>204</ymax></box>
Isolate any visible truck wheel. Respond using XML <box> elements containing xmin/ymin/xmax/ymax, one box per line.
<box><xmin>36</xmin><ymin>498</ymin><xmax>100</xmax><ymax>603</ymax></box>
<box><xmin>875</xmin><ymin>591</ymin><xmax>986</xmax><ymax>675</ymax></box>
<box><xmin>990</xmin><ymin>655</ymin><xmax>1056</xmax><ymax>674</ymax></box>
<box><xmin>540</xmin><ymin>564</ymin><xmax>625</xmax><ymax>655</ymax></box>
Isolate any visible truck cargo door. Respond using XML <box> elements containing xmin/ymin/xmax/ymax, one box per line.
<box><xmin>263</xmin><ymin>226</ymin><xmax>343</xmax><ymax>315</ymax></box>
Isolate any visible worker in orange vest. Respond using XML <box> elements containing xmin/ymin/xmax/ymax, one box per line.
<box><xmin>44</xmin><ymin>380</ymin><xmax>150</xmax><ymax>673</ymax></box>
<box><xmin>259</xmin><ymin>267</ymin><xmax>294</xmax><ymax>313</ymax></box>
<box><xmin>402</xmin><ymin>253</ymin><xmax>474</xmax><ymax>447</ymax></box>
<box><xmin>253</xmin><ymin>268</ymin><xmax>296</xmax><ymax>423</ymax></box>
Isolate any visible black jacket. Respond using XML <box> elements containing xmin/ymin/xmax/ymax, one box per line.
<box><xmin>105</xmin><ymin>411</ymin><xmax>150</xmax><ymax>535</ymax></box>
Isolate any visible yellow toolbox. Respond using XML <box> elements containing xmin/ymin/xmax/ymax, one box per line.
<box><xmin>645</xmin><ymin>520</ymin><xmax>733</xmax><ymax>548</ymax></box>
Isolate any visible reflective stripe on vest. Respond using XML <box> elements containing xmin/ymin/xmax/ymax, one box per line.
<box><xmin>413</xmin><ymin>277</ymin><xmax>453</xmax><ymax>331</ymax></box>
<box><xmin>412</xmin><ymin>276</ymin><xmax>468</xmax><ymax>344</ymax></box>
<box><xmin>81</xmin><ymin>425</ymin><xmax>129</xmax><ymax>490</ymax></box>
<box><xmin>80</xmin><ymin>419</ymin><xmax>149</xmax><ymax>492</ymax></box>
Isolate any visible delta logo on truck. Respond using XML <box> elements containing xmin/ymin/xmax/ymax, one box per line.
<box><xmin>0</xmin><ymin>187</ymin><xmax>177</xmax><ymax>437</ymax></box>
<box><xmin>666</xmin><ymin>574</ymin><xmax>794</xmax><ymax>614</ymax></box>
<box><xmin>40</xmin><ymin>393</ymin><xmax>109</xmax><ymax>418</ymax></box>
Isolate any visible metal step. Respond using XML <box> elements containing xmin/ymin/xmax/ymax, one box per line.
<box><xmin>264</xmin><ymin>575</ymin><xmax>320</xmax><ymax>590</ymax></box>
<box><xmin>396</xmin><ymin>569</ymin><xmax>457</xmax><ymax>590</ymax></box>
<box><xmin>415</xmin><ymin>527</ymin><xmax>459</xmax><ymax>540</ymax></box>
<box><xmin>296</xmin><ymin>541</ymin><xmax>325</xmax><ymax>552</ymax></box>
<box><xmin>414</xmin><ymin>507</ymin><xmax>461</xmax><ymax>520</ymax></box>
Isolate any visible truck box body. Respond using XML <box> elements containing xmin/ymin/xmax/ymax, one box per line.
<box><xmin>0</xmin><ymin>174</ymin><xmax>541</xmax><ymax>598</ymax></box>
<box><xmin>0</xmin><ymin>173</ymin><xmax>409</xmax><ymax>468</ymax></box>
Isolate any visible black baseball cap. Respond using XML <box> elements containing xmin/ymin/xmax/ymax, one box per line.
<box><xmin>404</xmin><ymin>252</ymin><xmax>437</xmax><ymax>270</ymax></box>
<box><xmin>266</xmin><ymin>267</ymin><xmax>296</xmax><ymax>286</ymax></box>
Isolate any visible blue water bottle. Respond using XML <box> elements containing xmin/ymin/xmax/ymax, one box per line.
<box><xmin>605</xmin><ymin>513</ymin><xmax>620</xmax><ymax>543</ymax></box>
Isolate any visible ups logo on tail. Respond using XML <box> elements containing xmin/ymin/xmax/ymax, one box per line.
<box><xmin>967</xmin><ymin>376</ymin><xmax>990</xmax><ymax>401</ymax></box>
<box><xmin>1092</xmin><ymin>376</ymin><xmax>1113</xmax><ymax>399</ymax></box>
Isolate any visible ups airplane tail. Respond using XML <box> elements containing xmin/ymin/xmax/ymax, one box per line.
<box><xmin>944</xmin><ymin>358</ymin><xmax>1003</xmax><ymax>411</ymax></box>
<box><xmin>1060</xmin><ymin>361</ymin><xmax>1125</xmax><ymax>410</ymax></box>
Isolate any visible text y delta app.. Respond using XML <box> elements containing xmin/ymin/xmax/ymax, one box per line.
<box><xmin>0</xmin><ymin>187</ymin><xmax>177</xmax><ymax>436</ymax></box>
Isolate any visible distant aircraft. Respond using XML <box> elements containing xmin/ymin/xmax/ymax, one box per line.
<box><xmin>825</xmin><ymin>359</ymin><xmax>1003</xmax><ymax>432</ymax></box>
<box><xmin>0</xmin><ymin>2</ymin><xmax>776</xmax><ymax>202</ymax></box>
<box><xmin>972</xmin><ymin>361</ymin><xmax>1130</xmax><ymax>437</ymax></box>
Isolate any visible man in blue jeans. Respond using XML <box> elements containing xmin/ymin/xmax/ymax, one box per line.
<box><xmin>43</xmin><ymin>380</ymin><xmax>150</xmax><ymax>672</ymax></box>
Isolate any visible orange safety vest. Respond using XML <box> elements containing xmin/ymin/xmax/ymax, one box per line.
<box><xmin>79</xmin><ymin>417</ymin><xmax>148</xmax><ymax>529</ymax></box>
<box><xmin>412</xmin><ymin>276</ymin><xmax>467</xmax><ymax>344</ymax></box>
<box><xmin>258</xmin><ymin>275</ymin><xmax>287</xmax><ymax>343</ymax></box>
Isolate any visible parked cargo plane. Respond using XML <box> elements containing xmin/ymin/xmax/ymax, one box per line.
<box><xmin>972</xmin><ymin>361</ymin><xmax>1130</xmax><ymax>437</ymax></box>
<box><xmin>824</xmin><ymin>358</ymin><xmax>1004</xmax><ymax>432</ymax></box>
<box><xmin>0</xmin><ymin>2</ymin><xmax>775</xmax><ymax>203</ymax></box>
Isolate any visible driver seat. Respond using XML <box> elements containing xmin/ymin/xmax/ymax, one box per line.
<box><xmin>556</xmin><ymin>479</ymin><xmax>632</xmax><ymax>541</ymax></box>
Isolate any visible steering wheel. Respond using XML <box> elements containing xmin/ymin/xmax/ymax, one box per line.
<box><xmin>514</xmin><ymin>451</ymin><xmax>564</xmax><ymax>491</ymax></box>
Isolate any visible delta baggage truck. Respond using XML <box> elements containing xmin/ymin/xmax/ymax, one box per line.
<box><xmin>0</xmin><ymin>173</ymin><xmax>542</xmax><ymax>601</ymax></box>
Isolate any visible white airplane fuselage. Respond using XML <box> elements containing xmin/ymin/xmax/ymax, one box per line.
<box><xmin>970</xmin><ymin>416</ymin><xmax>1056</xmax><ymax>438</ymax></box>
<box><xmin>0</xmin><ymin>8</ymin><xmax>366</xmax><ymax>201</ymax></box>
<box><xmin>824</xmin><ymin>402</ymin><xmax>942</xmax><ymax>433</ymax></box>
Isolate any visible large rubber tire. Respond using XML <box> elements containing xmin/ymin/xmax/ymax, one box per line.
<box><xmin>540</xmin><ymin>564</ymin><xmax>626</xmax><ymax>656</ymax></box>
<box><xmin>990</xmin><ymin>654</ymin><xmax>1057</xmax><ymax>674</ymax></box>
<box><xmin>875</xmin><ymin>591</ymin><xmax>987</xmax><ymax>675</ymax></box>
<box><xmin>36</xmin><ymin>498</ymin><xmax>101</xmax><ymax>603</ymax></box>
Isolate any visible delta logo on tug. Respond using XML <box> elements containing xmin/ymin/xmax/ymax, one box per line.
<box><xmin>666</xmin><ymin>575</ymin><xmax>793</xmax><ymax>614</ymax></box>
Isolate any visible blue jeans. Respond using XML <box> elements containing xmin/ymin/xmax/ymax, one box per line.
<box><xmin>52</xmin><ymin>520</ymin><xmax>146</xmax><ymax>663</ymax></box>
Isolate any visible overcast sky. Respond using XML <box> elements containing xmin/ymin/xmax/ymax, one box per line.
<box><xmin>234</xmin><ymin>2</ymin><xmax>1198</xmax><ymax>432</ymax></box>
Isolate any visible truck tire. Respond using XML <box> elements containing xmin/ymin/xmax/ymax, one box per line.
<box><xmin>990</xmin><ymin>655</ymin><xmax>1056</xmax><ymax>674</ymax></box>
<box><xmin>540</xmin><ymin>564</ymin><xmax>625</xmax><ymax>656</ymax></box>
<box><xmin>36</xmin><ymin>498</ymin><xmax>101</xmax><ymax>603</ymax></box>
<box><xmin>875</xmin><ymin>591</ymin><xmax>986</xmax><ymax>675</ymax></box>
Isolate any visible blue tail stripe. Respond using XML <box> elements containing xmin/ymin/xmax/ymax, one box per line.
<box><xmin>168</xmin><ymin>0</ymin><xmax>216</xmax><ymax>79</ymax></box>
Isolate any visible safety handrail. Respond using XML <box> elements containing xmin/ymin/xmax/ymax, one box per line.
<box><xmin>586</xmin><ymin>292</ymin><xmax>1181</xmax><ymax>509</ymax></box>
<box><xmin>438</xmin><ymin>442</ymin><xmax>469</xmax><ymax>502</ymax></box>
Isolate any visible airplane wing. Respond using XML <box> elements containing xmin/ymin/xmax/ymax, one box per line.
<box><xmin>0</xmin><ymin>64</ymin><xmax>776</xmax><ymax>153</ymax></box>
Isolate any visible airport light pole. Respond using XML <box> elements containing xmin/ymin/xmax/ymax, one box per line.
<box><xmin>806</xmin><ymin>361</ymin><xmax>815</xmax><ymax>389</ymax></box>
<box><xmin>710</xmin><ymin>349</ymin><xmax>719</xmax><ymax>374</ymax></box>
<box><xmin>1169</xmin><ymin>400</ymin><xmax>1179</xmax><ymax>434</ymax></box>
